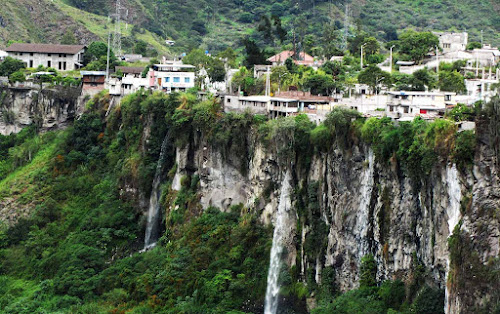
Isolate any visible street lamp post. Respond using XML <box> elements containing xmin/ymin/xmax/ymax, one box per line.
<box><xmin>361</xmin><ymin>43</ymin><xmax>367</xmax><ymax>69</ymax></box>
<box><xmin>390</xmin><ymin>45</ymin><xmax>395</xmax><ymax>73</ymax></box>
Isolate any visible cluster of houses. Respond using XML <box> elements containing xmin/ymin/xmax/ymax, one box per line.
<box><xmin>225</xmin><ymin>31</ymin><xmax>500</xmax><ymax>123</ymax></box>
<box><xmin>0</xmin><ymin>32</ymin><xmax>499</xmax><ymax>124</ymax></box>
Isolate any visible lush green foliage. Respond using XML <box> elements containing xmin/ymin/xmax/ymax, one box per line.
<box><xmin>0</xmin><ymin>57</ymin><xmax>26</xmax><ymax>77</ymax></box>
<box><xmin>0</xmin><ymin>91</ymin><xmax>488</xmax><ymax>313</ymax></box>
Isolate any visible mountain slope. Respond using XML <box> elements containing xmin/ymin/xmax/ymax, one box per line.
<box><xmin>0</xmin><ymin>0</ymin><xmax>498</xmax><ymax>57</ymax></box>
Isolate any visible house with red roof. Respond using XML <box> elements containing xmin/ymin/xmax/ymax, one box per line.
<box><xmin>267</xmin><ymin>50</ymin><xmax>320</xmax><ymax>68</ymax></box>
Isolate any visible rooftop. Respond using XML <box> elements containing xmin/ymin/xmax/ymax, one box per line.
<box><xmin>81</xmin><ymin>71</ymin><xmax>106</xmax><ymax>76</ymax></box>
<box><xmin>6</xmin><ymin>43</ymin><xmax>86</xmax><ymax>54</ymax></box>
<box><xmin>116</xmin><ymin>66</ymin><xmax>144</xmax><ymax>74</ymax></box>
<box><xmin>267</xmin><ymin>50</ymin><xmax>314</xmax><ymax>63</ymax></box>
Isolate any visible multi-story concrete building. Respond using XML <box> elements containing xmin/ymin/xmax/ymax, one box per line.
<box><xmin>148</xmin><ymin>61</ymin><xmax>195</xmax><ymax>93</ymax></box>
<box><xmin>6</xmin><ymin>43</ymin><xmax>86</xmax><ymax>71</ymax></box>
<box><xmin>436</xmin><ymin>32</ymin><xmax>468</xmax><ymax>53</ymax></box>
<box><xmin>386</xmin><ymin>91</ymin><xmax>456</xmax><ymax>120</ymax></box>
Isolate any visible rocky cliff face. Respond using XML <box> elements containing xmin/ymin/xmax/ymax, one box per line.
<box><xmin>0</xmin><ymin>85</ymin><xmax>82</xmax><ymax>135</ymax></box>
<box><xmin>170</xmin><ymin>123</ymin><xmax>499</xmax><ymax>313</ymax></box>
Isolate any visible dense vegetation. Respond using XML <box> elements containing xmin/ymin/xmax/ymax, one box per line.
<box><xmin>0</xmin><ymin>90</ymin><xmax>486</xmax><ymax>312</ymax></box>
<box><xmin>1</xmin><ymin>0</ymin><xmax>499</xmax><ymax>57</ymax></box>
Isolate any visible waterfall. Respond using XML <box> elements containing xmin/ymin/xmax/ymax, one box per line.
<box><xmin>444</xmin><ymin>164</ymin><xmax>461</xmax><ymax>314</ymax></box>
<box><xmin>354</xmin><ymin>149</ymin><xmax>375</xmax><ymax>258</ymax></box>
<box><xmin>264</xmin><ymin>171</ymin><xmax>292</xmax><ymax>314</ymax></box>
<box><xmin>143</xmin><ymin>134</ymin><xmax>170</xmax><ymax>250</ymax></box>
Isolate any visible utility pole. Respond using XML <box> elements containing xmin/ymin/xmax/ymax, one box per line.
<box><xmin>265</xmin><ymin>66</ymin><xmax>271</xmax><ymax>97</ymax></box>
<box><xmin>361</xmin><ymin>43</ymin><xmax>366</xmax><ymax>69</ymax></box>
<box><xmin>436</xmin><ymin>46</ymin><xmax>439</xmax><ymax>73</ymax></box>
<box><xmin>112</xmin><ymin>0</ymin><xmax>122</xmax><ymax>58</ymax></box>
<box><xmin>389</xmin><ymin>45</ymin><xmax>395</xmax><ymax>73</ymax></box>
<box><xmin>106</xmin><ymin>31</ymin><xmax>111</xmax><ymax>82</ymax></box>
<box><xmin>343</xmin><ymin>3</ymin><xmax>349</xmax><ymax>51</ymax></box>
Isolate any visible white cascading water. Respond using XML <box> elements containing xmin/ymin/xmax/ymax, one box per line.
<box><xmin>143</xmin><ymin>134</ymin><xmax>170</xmax><ymax>250</ymax></box>
<box><xmin>354</xmin><ymin>149</ymin><xmax>375</xmax><ymax>258</ymax></box>
<box><xmin>264</xmin><ymin>171</ymin><xmax>292</xmax><ymax>314</ymax></box>
<box><xmin>444</xmin><ymin>164</ymin><xmax>461</xmax><ymax>314</ymax></box>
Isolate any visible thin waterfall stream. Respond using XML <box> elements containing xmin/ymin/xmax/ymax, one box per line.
<box><xmin>354</xmin><ymin>149</ymin><xmax>375</xmax><ymax>258</ymax></box>
<box><xmin>143</xmin><ymin>134</ymin><xmax>170</xmax><ymax>250</ymax></box>
<box><xmin>264</xmin><ymin>171</ymin><xmax>292</xmax><ymax>314</ymax></box>
<box><xmin>444</xmin><ymin>164</ymin><xmax>461</xmax><ymax>314</ymax></box>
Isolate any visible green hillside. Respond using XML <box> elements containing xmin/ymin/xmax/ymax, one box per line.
<box><xmin>0</xmin><ymin>0</ymin><xmax>498</xmax><ymax>57</ymax></box>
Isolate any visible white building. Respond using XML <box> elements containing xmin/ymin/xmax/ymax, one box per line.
<box><xmin>436</xmin><ymin>32</ymin><xmax>468</xmax><ymax>53</ymax></box>
<box><xmin>0</xmin><ymin>50</ymin><xmax>7</xmax><ymax>62</ymax></box>
<box><xmin>116</xmin><ymin>66</ymin><xmax>150</xmax><ymax>95</ymax></box>
<box><xmin>464</xmin><ymin>78</ymin><xmax>499</xmax><ymax>103</ymax></box>
<box><xmin>386</xmin><ymin>91</ymin><xmax>456</xmax><ymax>120</ymax></box>
<box><xmin>6</xmin><ymin>43</ymin><xmax>85</xmax><ymax>71</ymax></box>
<box><xmin>148</xmin><ymin>61</ymin><xmax>195</xmax><ymax>93</ymax></box>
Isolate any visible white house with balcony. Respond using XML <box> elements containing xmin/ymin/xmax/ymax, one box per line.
<box><xmin>386</xmin><ymin>91</ymin><xmax>456</xmax><ymax>120</ymax></box>
<box><xmin>6</xmin><ymin>43</ymin><xmax>85</xmax><ymax>71</ymax></box>
<box><xmin>148</xmin><ymin>61</ymin><xmax>195</xmax><ymax>93</ymax></box>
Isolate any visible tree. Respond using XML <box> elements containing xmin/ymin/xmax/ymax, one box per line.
<box><xmin>217</xmin><ymin>48</ymin><xmax>237</xmax><ymax>68</ymax></box>
<box><xmin>207</xmin><ymin>58</ymin><xmax>226</xmax><ymax>82</ymax></box>
<box><xmin>363</xmin><ymin>37</ymin><xmax>380</xmax><ymax>56</ymax></box>
<box><xmin>466</xmin><ymin>41</ymin><xmax>482</xmax><ymax>50</ymax></box>
<box><xmin>321</xmin><ymin>61</ymin><xmax>345</xmax><ymax>78</ymax></box>
<box><xmin>284</xmin><ymin>58</ymin><xmax>298</xmax><ymax>74</ymax></box>
<box><xmin>183</xmin><ymin>49</ymin><xmax>210</xmax><ymax>68</ymax></box>
<box><xmin>133</xmin><ymin>40</ymin><xmax>148</xmax><ymax>56</ymax></box>
<box><xmin>358</xmin><ymin>65</ymin><xmax>391</xmax><ymax>93</ymax></box>
<box><xmin>61</xmin><ymin>30</ymin><xmax>78</xmax><ymax>45</ymax></box>
<box><xmin>9</xmin><ymin>71</ymin><xmax>25</xmax><ymax>84</ymax></box>
<box><xmin>0</xmin><ymin>57</ymin><xmax>26</xmax><ymax>76</ymax></box>
<box><xmin>304</xmin><ymin>73</ymin><xmax>338</xmax><ymax>96</ymax></box>
<box><xmin>243</xmin><ymin>38</ymin><xmax>267</xmax><ymax>68</ymax></box>
<box><xmin>439</xmin><ymin>71</ymin><xmax>466</xmax><ymax>93</ymax></box>
<box><xmin>411</xmin><ymin>68</ymin><xmax>437</xmax><ymax>91</ymax></box>
<box><xmin>359</xmin><ymin>254</ymin><xmax>377</xmax><ymax>288</ymax></box>
<box><xmin>83</xmin><ymin>42</ymin><xmax>116</xmax><ymax>67</ymax></box>
<box><xmin>399</xmin><ymin>30</ymin><xmax>439</xmax><ymax>64</ymax></box>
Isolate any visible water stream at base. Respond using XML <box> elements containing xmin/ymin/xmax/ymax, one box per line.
<box><xmin>143</xmin><ymin>134</ymin><xmax>170</xmax><ymax>250</ymax></box>
<box><xmin>264</xmin><ymin>171</ymin><xmax>292</xmax><ymax>314</ymax></box>
<box><xmin>444</xmin><ymin>164</ymin><xmax>461</xmax><ymax>314</ymax></box>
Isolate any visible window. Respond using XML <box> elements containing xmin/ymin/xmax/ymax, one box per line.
<box><xmin>63</xmin><ymin>62</ymin><xmax>67</xmax><ymax>70</ymax></box>
<box><xmin>173</xmin><ymin>77</ymin><xmax>180</xmax><ymax>83</ymax></box>
<box><xmin>58</xmin><ymin>62</ymin><xmax>62</xmax><ymax>70</ymax></box>
<box><xmin>443</xmin><ymin>43</ymin><xmax>451</xmax><ymax>49</ymax></box>
<box><xmin>184</xmin><ymin>77</ymin><xmax>190</xmax><ymax>83</ymax></box>
<box><xmin>47</xmin><ymin>61</ymin><xmax>51</xmax><ymax>68</ymax></box>
<box><xmin>166</xmin><ymin>77</ymin><xmax>170</xmax><ymax>82</ymax></box>
<box><xmin>404</xmin><ymin>106</ymin><xmax>409</xmax><ymax>113</ymax></box>
<box><xmin>29</xmin><ymin>60</ymin><xmax>33</xmax><ymax>68</ymax></box>
<box><xmin>445</xmin><ymin>95</ymin><xmax>451</xmax><ymax>101</ymax></box>
<box><xmin>48</xmin><ymin>54</ymin><xmax>51</xmax><ymax>57</ymax></box>
<box><xmin>30</xmin><ymin>53</ymin><xmax>33</xmax><ymax>56</ymax></box>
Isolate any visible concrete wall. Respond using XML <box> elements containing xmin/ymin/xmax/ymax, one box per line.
<box><xmin>9</xmin><ymin>51</ymin><xmax>84</xmax><ymax>71</ymax></box>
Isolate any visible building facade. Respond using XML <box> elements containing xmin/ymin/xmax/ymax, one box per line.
<box><xmin>6</xmin><ymin>43</ymin><xmax>85</xmax><ymax>71</ymax></box>
<box><xmin>81</xmin><ymin>71</ymin><xmax>106</xmax><ymax>96</ymax></box>
<box><xmin>148</xmin><ymin>62</ymin><xmax>195</xmax><ymax>93</ymax></box>
<box><xmin>386</xmin><ymin>91</ymin><xmax>456</xmax><ymax>120</ymax></box>
<box><xmin>436</xmin><ymin>32</ymin><xmax>468</xmax><ymax>53</ymax></box>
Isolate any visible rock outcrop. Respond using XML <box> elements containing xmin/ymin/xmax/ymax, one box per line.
<box><xmin>171</xmin><ymin>121</ymin><xmax>500</xmax><ymax>313</ymax></box>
